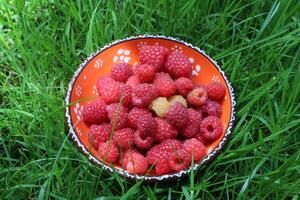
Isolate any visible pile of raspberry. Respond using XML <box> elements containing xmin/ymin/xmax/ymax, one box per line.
<box><xmin>82</xmin><ymin>45</ymin><xmax>226</xmax><ymax>176</ymax></box>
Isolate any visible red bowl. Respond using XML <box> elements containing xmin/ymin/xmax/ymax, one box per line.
<box><xmin>65</xmin><ymin>35</ymin><xmax>236</xmax><ymax>182</ymax></box>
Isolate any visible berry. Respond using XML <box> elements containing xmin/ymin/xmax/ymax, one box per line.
<box><xmin>82</xmin><ymin>99</ymin><xmax>108</xmax><ymax>125</ymax></box>
<box><xmin>187</xmin><ymin>87</ymin><xmax>208</xmax><ymax>107</ymax></box>
<box><xmin>88</xmin><ymin>123</ymin><xmax>112</xmax><ymax>148</ymax></box>
<box><xmin>158</xmin><ymin>139</ymin><xmax>183</xmax><ymax>153</ymax></box>
<box><xmin>206</xmin><ymin>82</ymin><xmax>226</xmax><ymax>101</ymax></box>
<box><xmin>139</xmin><ymin>45</ymin><xmax>169</xmax><ymax>71</ymax></box>
<box><xmin>168</xmin><ymin>95</ymin><xmax>187</xmax><ymax>107</ymax></box>
<box><xmin>120</xmin><ymin>148</ymin><xmax>139</xmax><ymax>167</ymax></box>
<box><xmin>131</xmin><ymin>83</ymin><xmax>158</xmax><ymax>107</ymax></box>
<box><xmin>110</xmin><ymin>63</ymin><xmax>133</xmax><ymax>82</ymax></box>
<box><xmin>106</xmin><ymin>103</ymin><xmax>128</xmax><ymax>130</ymax></box>
<box><xmin>113</xmin><ymin>128</ymin><xmax>134</xmax><ymax>149</ymax></box>
<box><xmin>153</xmin><ymin>72</ymin><xmax>176</xmax><ymax>97</ymax></box>
<box><xmin>119</xmin><ymin>84</ymin><xmax>132</xmax><ymax>107</ymax></box>
<box><xmin>169</xmin><ymin>149</ymin><xmax>191</xmax><ymax>171</ymax></box>
<box><xmin>154</xmin><ymin>118</ymin><xmax>178</xmax><ymax>142</ymax></box>
<box><xmin>99</xmin><ymin>79</ymin><xmax>122</xmax><ymax>104</ymax></box>
<box><xmin>146</xmin><ymin>147</ymin><xmax>171</xmax><ymax>175</ymax></box>
<box><xmin>165</xmin><ymin>103</ymin><xmax>188</xmax><ymax>129</ymax></box>
<box><xmin>195</xmin><ymin>133</ymin><xmax>209</xmax><ymax>145</ymax></box>
<box><xmin>181</xmin><ymin>108</ymin><xmax>202</xmax><ymax>138</ymax></box>
<box><xmin>135</xmin><ymin>63</ymin><xmax>155</xmax><ymax>83</ymax></box>
<box><xmin>183</xmin><ymin>138</ymin><xmax>206</xmax><ymax>161</ymax></box>
<box><xmin>126</xmin><ymin>75</ymin><xmax>140</xmax><ymax>87</ymax></box>
<box><xmin>127</xmin><ymin>107</ymin><xmax>151</xmax><ymax>128</ymax></box>
<box><xmin>134</xmin><ymin>130</ymin><xmax>153</xmax><ymax>149</ymax></box>
<box><xmin>165</xmin><ymin>51</ymin><xmax>192</xmax><ymax>78</ymax></box>
<box><xmin>175</xmin><ymin>77</ymin><xmax>194</xmax><ymax>96</ymax></box>
<box><xmin>149</xmin><ymin>97</ymin><xmax>171</xmax><ymax>117</ymax></box>
<box><xmin>200</xmin><ymin>116</ymin><xmax>223</xmax><ymax>141</ymax></box>
<box><xmin>98</xmin><ymin>141</ymin><xmax>119</xmax><ymax>163</ymax></box>
<box><xmin>136</xmin><ymin>114</ymin><xmax>157</xmax><ymax>135</ymax></box>
<box><xmin>96</xmin><ymin>75</ymin><xmax>115</xmax><ymax>95</ymax></box>
<box><xmin>125</xmin><ymin>152</ymin><xmax>148</xmax><ymax>175</ymax></box>
<box><xmin>201</xmin><ymin>100</ymin><xmax>222</xmax><ymax>118</ymax></box>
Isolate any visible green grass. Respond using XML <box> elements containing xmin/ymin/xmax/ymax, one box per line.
<box><xmin>1</xmin><ymin>0</ymin><xmax>300</xmax><ymax>199</ymax></box>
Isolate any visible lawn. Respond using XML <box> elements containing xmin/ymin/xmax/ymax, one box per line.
<box><xmin>1</xmin><ymin>0</ymin><xmax>300</xmax><ymax>199</ymax></box>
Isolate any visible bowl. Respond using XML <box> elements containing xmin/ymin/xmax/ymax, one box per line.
<box><xmin>65</xmin><ymin>35</ymin><xmax>236</xmax><ymax>182</ymax></box>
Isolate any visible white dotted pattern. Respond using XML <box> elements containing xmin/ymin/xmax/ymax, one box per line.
<box><xmin>212</xmin><ymin>75</ymin><xmax>221</xmax><ymax>82</ymax></box>
<box><xmin>113</xmin><ymin>48</ymin><xmax>131</xmax><ymax>63</ymax></box>
<box><xmin>75</xmin><ymin>85</ymin><xmax>82</xmax><ymax>97</ymax></box>
<box><xmin>192</xmin><ymin>64</ymin><xmax>201</xmax><ymax>76</ymax></box>
<box><xmin>137</xmin><ymin>41</ymin><xmax>147</xmax><ymax>50</ymax></box>
<box><xmin>171</xmin><ymin>45</ymin><xmax>183</xmax><ymax>53</ymax></box>
<box><xmin>92</xmin><ymin>85</ymin><xmax>98</xmax><ymax>96</ymax></box>
<box><xmin>94</xmin><ymin>59</ymin><xmax>103</xmax><ymax>69</ymax></box>
<box><xmin>74</xmin><ymin>103</ymin><xmax>84</xmax><ymax>121</ymax></box>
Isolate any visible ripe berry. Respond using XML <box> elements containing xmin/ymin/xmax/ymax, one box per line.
<box><xmin>127</xmin><ymin>107</ymin><xmax>151</xmax><ymax>128</ymax></box>
<box><xmin>154</xmin><ymin>118</ymin><xmax>178</xmax><ymax>142</ymax></box>
<box><xmin>125</xmin><ymin>152</ymin><xmax>148</xmax><ymax>175</ymax></box>
<box><xmin>110</xmin><ymin>63</ymin><xmax>133</xmax><ymax>82</ymax></box>
<box><xmin>169</xmin><ymin>149</ymin><xmax>191</xmax><ymax>172</ymax></box>
<box><xmin>126</xmin><ymin>75</ymin><xmax>140</xmax><ymax>87</ymax></box>
<box><xmin>153</xmin><ymin>72</ymin><xmax>176</xmax><ymax>98</ymax></box>
<box><xmin>146</xmin><ymin>147</ymin><xmax>171</xmax><ymax>175</ymax></box>
<box><xmin>158</xmin><ymin>139</ymin><xmax>183</xmax><ymax>153</ymax></box>
<box><xmin>165</xmin><ymin>103</ymin><xmax>189</xmax><ymax>129</ymax></box>
<box><xmin>113</xmin><ymin>128</ymin><xmax>134</xmax><ymax>149</ymax></box>
<box><xmin>139</xmin><ymin>45</ymin><xmax>169</xmax><ymax>71</ymax></box>
<box><xmin>136</xmin><ymin>114</ymin><xmax>157</xmax><ymax>135</ymax></box>
<box><xmin>131</xmin><ymin>83</ymin><xmax>158</xmax><ymax>107</ymax></box>
<box><xmin>134</xmin><ymin>130</ymin><xmax>154</xmax><ymax>149</ymax></box>
<box><xmin>187</xmin><ymin>87</ymin><xmax>208</xmax><ymax>107</ymax></box>
<box><xmin>183</xmin><ymin>138</ymin><xmax>206</xmax><ymax>161</ymax></box>
<box><xmin>149</xmin><ymin>97</ymin><xmax>171</xmax><ymax>117</ymax></box>
<box><xmin>201</xmin><ymin>100</ymin><xmax>222</xmax><ymax>118</ymax></box>
<box><xmin>106</xmin><ymin>103</ymin><xmax>128</xmax><ymax>130</ymax></box>
<box><xmin>175</xmin><ymin>77</ymin><xmax>194</xmax><ymax>96</ymax></box>
<box><xmin>82</xmin><ymin>99</ymin><xmax>108</xmax><ymax>125</ymax></box>
<box><xmin>200</xmin><ymin>116</ymin><xmax>223</xmax><ymax>141</ymax></box>
<box><xmin>119</xmin><ymin>84</ymin><xmax>132</xmax><ymax>107</ymax></box>
<box><xmin>99</xmin><ymin>79</ymin><xmax>122</xmax><ymax>104</ymax></box>
<box><xmin>88</xmin><ymin>123</ymin><xmax>112</xmax><ymax>148</ymax></box>
<box><xmin>195</xmin><ymin>133</ymin><xmax>209</xmax><ymax>145</ymax></box>
<box><xmin>206</xmin><ymin>82</ymin><xmax>226</xmax><ymax>101</ymax></box>
<box><xmin>135</xmin><ymin>63</ymin><xmax>155</xmax><ymax>83</ymax></box>
<box><xmin>96</xmin><ymin>75</ymin><xmax>115</xmax><ymax>95</ymax></box>
<box><xmin>98</xmin><ymin>141</ymin><xmax>119</xmax><ymax>163</ymax></box>
<box><xmin>181</xmin><ymin>108</ymin><xmax>202</xmax><ymax>138</ymax></box>
<box><xmin>165</xmin><ymin>51</ymin><xmax>192</xmax><ymax>78</ymax></box>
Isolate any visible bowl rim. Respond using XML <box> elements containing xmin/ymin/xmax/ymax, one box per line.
<box><xmin>65</xmin><ymin>34</ymin><xmax>236</xmax><ymax>181</ymax></box>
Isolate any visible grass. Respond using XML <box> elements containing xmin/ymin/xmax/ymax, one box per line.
<box><xmin>1</xmin><ymin>0</ymin><xmax>300</xmax><ymax>199</ymax></box>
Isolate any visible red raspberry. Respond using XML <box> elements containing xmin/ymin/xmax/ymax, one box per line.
<box><xmin>169</xmin><ymin>149</ymin><xmax>191</xmax><ymax>172</ymax></box>
<box><xmin>98</xmin><ymin>141</ymin><xmax>119</xmax><ymax>163</ymax></box>
<box><xmin>134</xmin><ymin>130</ymin><xmax>154</xmax><ymax>149</ymax></box>
<box><xmin>131</xmin><ymin>83</ymin><xmax>158</xmax><ymax>107</ymax></box>
<box><xmin>181</xmin><ymin>108</ymin><xmax>202</xmax><ymax>138</ymax></box>
<box><xmin>99</xmin><ymin>79</ymin><xmax>122</xmax><ymax>104</ymax></box>
<box><xmin>106</xmin><ymin>103</ymin><xmax>128</xmax><ymax>130</ymax></box>
<box><xmin>88</xmin><ymin>123</ymin><xmax>112</xmax><ymax>148</ymax></box>
<box><xmin>195</xmin><ymin>133</ymin><xmax>209</xmax><ymax>145</ymax></box>
<box><xmin>158</xmin><ymin>139</ymin><xmax>183</xmax><ymax>153</ymax></box>
<box><xmin>165</xmin><ymin>103</ymin><xmax>188</xmax><ymax>129</ymax></box>
<box><xmin>119</xmin><ymin>148</ymin><xmax>140</xmax><ymax>167</ymax></box>
<box><xmin>126</xmin><ymin>75</ymin><xmax>140</xmax><ymax>87</ymax></box>
<box><xmin>165</xmin><ymin>51</ymin><xmax>192</xmax><ymax>78</ymax></box>
<box><xmin>110</xmin><ymin>63</ymin><xmax>133</xmax><ymax>82</ymax></box>
<box><xmin>119</xmin><ymin>84</ymin><xmax>132</xmax><ymax>107</ymax></box>
<box><xmin>155</xmin><ymin>156</ymin><xmax>171</xmax><ymax>175</ymax></box>
<box><xmin>113</xmin><ymin>128</ymin><xmax>134</xmax><ymax>149</ymax></box>
<box><xmin>127</xmin><ymin>107</ymin><xmax>151</xmax><ymax>128</ymax></box>
<box><xmin>183</xmin><ymin>138</ymin><xmax>206</xmax><ymax>161</ymax></box>
<box><xmin>146</xmin><ymin>147</ymin><xmax>171</xmax><ymax>175</ymax></box>
<box><xmin>153</xmin><ymin>72</ymin><xmax>176</xmax><ymax>97</ymax></box>
<box><xmin>175</xmin><ymin>77</ymin><xmax>194</xmax><ymax>96</ymax></box>
<box><xmin>135</xmin><ymin>63</ymin><xmax>155</xmax><ymax>83</ymax></box>
<box><xmin>187</xmin><ymin>87</ymin><xmax>208</xmax><ymax>107</ymax></box>
<box><xmin>201</xmin><ymin>100</ymin><xmax>221</xmax><ymax>118</ymax></box>
<box><xmin>136</xmin><ymin>114</ymin><xmax>157</xmax><ymax>135</ymax></box>
<box><xmin>206</xmin><ymin>82</ymin><xmax>226</xmax><ymax>101</ymax></box>
<box><xmin>96</xmin><ymin>75</ymin><xmax>114</xmax><ymax>95</ymax></box>
<box><xmin>139</xmin><ymin>45</ymin><xmax>169</xmax><ymax>71</ymax></box>
<box><xmin>200</xmin><ymin>116</ymin><xmax>223</xmax><ymax>141</ymax></box>
<box><xmin>82</xmin><ymin>99</ymin><xmax>108</xmax><ymax>125</ymax></box>
<box><xmin>125</xmin><ymin>152</ymin><xmax>148</xmax><ymax>175</ymax></box>
<box><xmin>154</xmin><ymin>118</ymin><xmax>177</xmax><ymax>142</ymax></box>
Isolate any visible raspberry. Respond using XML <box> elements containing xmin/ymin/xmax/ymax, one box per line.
<box><xmin>110</xmin><ymin>63</ymin><xmax>133</xmax><ymax>82</ymax></box>
<box><xmin>119</xmin><ymin>84</ymin><xmax>132</xmax><ymax>107</ymax></box>
<box><xmin>99</xmin><ymin>79</ymin><xmax>122</xmax><ymax>104</ymax></box>
<box><xmin>181</xmin><ymin>108</ymin><xmax>202</xmax><ymax>138</ymax></box>
<box><xmin>106</xmin><ymin>103</ymin><xmax>128</xmax><ymax>130</ymax></box>
<box><xmin>96</xmin><ymin>75</ymin><xmax>115</xmax><ymax>95</ymax></box>
<box><xmin>153</xmin><ymin>72</ymin><xmax>176</xmax><ymax>97</ymax></box>
<box><xmin>200</xmin><ymin>116</ymin><xmax>223</xmax><ymax>141</ymax></box>
<box><xmin>127</xmin><ymin>107</ymin><xmax>151</xmax><ymax>128</ymax></box>
<box><xmin>126</xmin><ymin>75</ymin><xmax>140</xmax><ymax>87</ymax></box>
<box><xmin>168</xmin><ymin>95</ymin><xmax>187</xmax><ymax>107</ymax></box>
<box><xmin>206</xmin><ymin>82</ymin><xmax>226</xmax><ymax>101</ymax></box>
<box><xmin>134</xmin><ymin>130</ymin><xmax>153</xmax><ymax>149</ymax></box>
<box><xmin>136</xmin><ymin>114</ymin><xmax>157</xmax><ymax>135</ymax></box>
<box><xmin>88</xmin><ymin>123</ymin><xmax>112</xmax><ymax>148</ymax></box>
<box><xmin>131</xmin><ymin>83</ymin><xmax>158</xmax><ymax>107</ymax></box>
<box><xmin>165</xmin><ymin>103</ymin><xmax>188</xmax><ymax>129</ymax></box>
<box><xmin>183</xmin><ymin>138</ymin><xmax>206</xmax><ymax>161</ymax></box>
<box><xmin>195</xmin><ymin>133</ymin><xmax>209</xmax><ymax>145</ymax></box>
<box><xmin>135</xmin><ymin>63</ymin><xmax>155</xmax><ymax>83</ymax></box>
<box><xmin>98</xmin><ymin>141</ymin><xmax>119</xmax><ymax>163</ymax></box>
<box><xmin>113</xmin><ymin>128</ymin><xmax>134</xmax><ymax>149</ymax></box>
<box><xmin>165</xmin><ymin>51</ymin><xmax>192</xmax><ymax>78</ymax></box>
<box><xmin>82</xmin><ymin>99</ymin><xmax>108</xmax><ymax>125</ymax></box>
<box><xmin>125</xmin><ymin>152</ymin><xmax>148</xmax><ymax>175</ymax></box>
<box><xmin>175</xmin><ymin>77</ymin><xmax>194</xmax><ymax>96</ymax></box>
<box><xmin>149</xmin><ymin>97</ymin><xmax>171</xmax><ymax>117</ymax></box>
<box><xmin>201</xmin><ymin>100</ymin><xmax>222</xmax><ymax>118</ymax></box>
<box><xmin>154</xmin><ymin>118</ymin><xmax>178</xmax><ymax>142</ymax></box>
<box><xmin>169</xmin><ymin>149</ymin><xmax>191</xmax><ymax>172</ymax></box>
<box><xmin>155</xmin><ymin>156</ymin><xmax>171</xmax><ymax>175</ymax></box>
<box><xmin>187</xmin><ymin>87</ymin><xmax>208</xmax><ymax>107</ymax></box>
<box><xmin>119</xmin><ymin>148</ymin><xmax>139</xmax><ymax>167</ymax></box>
<box><xmin>146</xmin><ymin>147</ymin><xmax>171</xmax><ymax>175</ymax></box>
<box><xmin>139</xmin><ymin>45</ymin><xmax>169</xmax><ymax>71</ymax></box>
<box><xmin>158</xmin><ymin>139</ymin><xmax>183</xmax><ymax>153</ymax></box>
